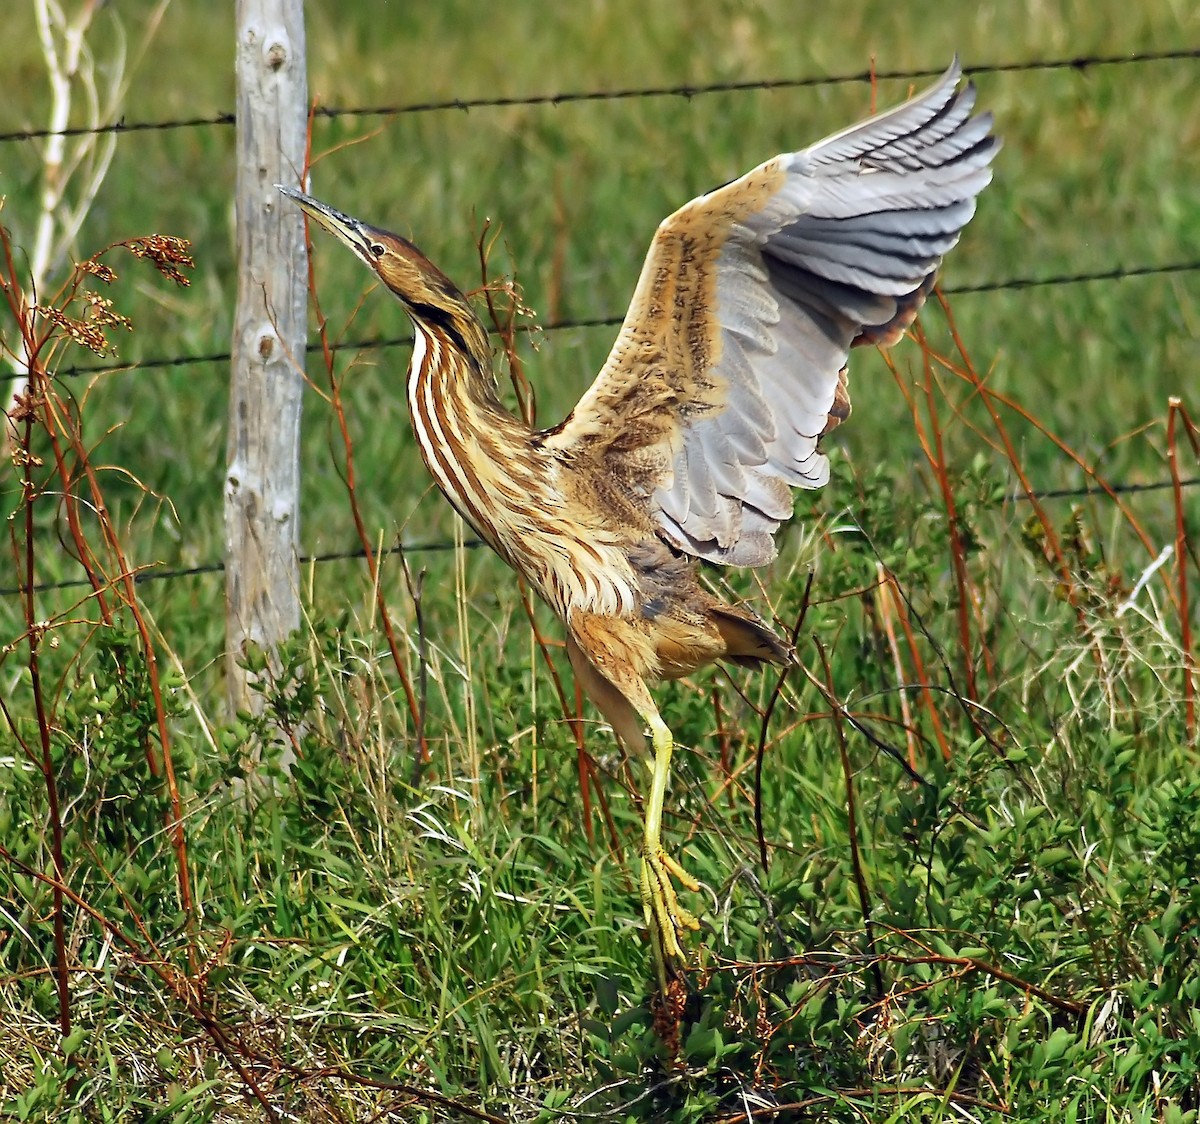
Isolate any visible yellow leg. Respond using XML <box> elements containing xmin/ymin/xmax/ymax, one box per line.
<box><xmin>640</xmin><ymin>715</ymin><xmax>701</xmax><ymax>991</ymax></box>
<box><xmin>563</xmin><ymin>626</ymin><xmax>702</xmax><ymax>990</ymax></box>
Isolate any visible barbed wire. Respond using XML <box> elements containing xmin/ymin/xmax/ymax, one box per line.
<box><xmin>942</xmin><ymin>259</ymin><xmax>1200</xmax><ymax>295</ymax></box>
<box><xmin>3</xmin><ymin>475</ymin><xmax>1197</xmax><ymax>600</ymax></box>
<box><xmin>1</xmin><ymin>47</ymin><xmax>1196</xmax><ymax>145</ymax></box>
<box><xmin>50</xmin><ymin>256</ymin><xmax>1200</xmax><ymax>381</ymax></box>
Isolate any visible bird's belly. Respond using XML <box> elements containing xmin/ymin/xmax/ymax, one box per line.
<box><xmin>505</xmin><ymin>530</ymin><xmax>735</xmax><ymax>686</ymax></box>
<box><xmin>539</xmin><ymin>531</ymin><xmax>727</xmax><ymax>683</ymax></box>
<box><xmin>515</xmin><ymin>526</ymin><xmax>641</xmax><ymax>623</ymax></box>
<box><xmin>569</xmin><ymin>599</ymin><xmax>726</xmax><ymax>688</ymax></box>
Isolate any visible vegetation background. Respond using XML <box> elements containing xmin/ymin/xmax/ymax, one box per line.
<box><xmin>1</xmin><ymin>0</ymin><xmax>1198</xmax><ymax>1120</ymax></box>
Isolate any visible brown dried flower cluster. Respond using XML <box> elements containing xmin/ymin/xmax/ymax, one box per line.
<box><xmin>82</xmin><ymin>290</ymin><xmax>133</xmax><ymax>333</ymax></box>
<box><xmin>36</xmin><ymin>292</ymin><xmax>133</xmax><ymax>357</ymax></box>
<box><xmin>128</xmin><ymin>235</ymin><xmax>194</xmax><ymax>287</ymax></box>
<box><xmin>36</xmin><ymin>305</ymin><xmax>110</xmax><ymax>356</ymax></box>
<box><xmin>79</xmin><ymin>258</ymin><xmax>118</xmax><ymax>284</ymax></box>
<box><xmin>28</xmin><ymin>235</ymin><xmax>194</xmax><ymax>356</ymax></box>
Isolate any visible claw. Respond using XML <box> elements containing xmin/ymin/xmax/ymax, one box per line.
<box><xmin>659</xmin><ymin>848</ymin><xmax>701</xmax><ymax>894</ymax></box>
<box><xmin>642</xmin><ymin>843</ymin><xmax>701</xmax><ymax>973</ymax></box>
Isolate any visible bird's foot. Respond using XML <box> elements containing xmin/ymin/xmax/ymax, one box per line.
<box><xmin>641</xmin><ymin>844</ymin><xmax>701</xmax><ymax>967</ymax></box>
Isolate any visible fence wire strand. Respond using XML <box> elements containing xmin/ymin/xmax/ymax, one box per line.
<box><xmin>1</xmin><ymin>47</ymin><xmax>1196</xmax><ymax>144</ymax></box>
<box><xmin>3</xmin><ymin>475</ymin><xmax>1197</xmax><ymax>600</ymax></box>
<box><xmin>50</xmin><ymin>256</ymin><xmax>1200</xmax><ymax>381</ymax></box>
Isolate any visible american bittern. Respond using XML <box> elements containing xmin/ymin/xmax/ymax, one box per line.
<box><xmin>281</xmin><ymin>61</ymin><xmax>997</xmax><ymax>986</ymax></box>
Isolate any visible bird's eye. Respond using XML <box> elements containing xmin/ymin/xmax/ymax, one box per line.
<box><xmin>369</xmin><ymin>242</ymin><xmax>386</xmax><ymax>257</ymax></box>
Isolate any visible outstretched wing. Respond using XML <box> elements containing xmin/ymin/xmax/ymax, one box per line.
<box><xmin>542</xmin><ymin>60</ymin><xmax>998</xmax><ymax>566</ymax></box>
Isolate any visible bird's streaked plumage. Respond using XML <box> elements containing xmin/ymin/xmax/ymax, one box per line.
<box><xmin>280</xmin><ymin>59</ymin><xmax>998</xmax><ymax>990</ymax></box>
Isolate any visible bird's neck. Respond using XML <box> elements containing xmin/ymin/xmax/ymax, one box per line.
<box><xmin>405</xmin><ymin>316</ymin><xmax>537</xmax><ymax>552</ymax></box>
<box><xmin>405</xmin><ymin>308</ymin><xmax>642</xmax><ymax>622</ymax></box>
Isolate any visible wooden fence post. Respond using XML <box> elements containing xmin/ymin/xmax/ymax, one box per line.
<box><xmin>225</xmin><ymin>0</ymin><xmax>308</xmax><ymax>743</ymax></box>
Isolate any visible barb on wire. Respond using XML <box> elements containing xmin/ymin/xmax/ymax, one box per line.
<box><xmin>49</xmin><ymin>257</ymin><xmax>1200</xmax><ymax>381</ymax></box>
<box><xmin>2</xmin><ymin>47</ymin><xmax>1196</xmax><ymax>144</ymax></box>
<box><xmin>2</xmin><ymin>475</ymin><xmax>1196</xmax><ymax>600</ymax></box>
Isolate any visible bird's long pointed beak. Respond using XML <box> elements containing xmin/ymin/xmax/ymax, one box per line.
<box><xmin>277</xmin><ymin>184</ymin><xmax>374</xmax><ymax>261</ymax></box>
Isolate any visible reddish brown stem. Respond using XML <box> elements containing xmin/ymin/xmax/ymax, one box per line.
<box><xmin>0</xmin><ymin>842</ymin><xmax>283</xmax><ymax>1118</ymax></box>
<box><xmin>40</xmin><ymin>373</ymin><xmax>195</xmax><ymax>928</ymax></box>
<box><xmin>16</xmin><ymin>404</ymin><xmax>72</xmax><ymax>1044</ymax></box>
<box><xmin>934</xmin><ymin>291</ymin><xmax>1076</xmax><ymax>602</ymax></box>
<box><xmin>14</xmin><ymin>239</ymin><xmax>195</xmax><ymax>924</ymax></box>
<box><xmin>881</xmin><ymin>567</ymin><xmax>951</xmax><ymax>762</ymax></box>
<box><xmin>476</xmin><ymin>220</ymin><xmax>536</xmax><ymax>426</ymax></box>
<box><xmin>517</xmin><ymin>584</ymin><xmax>621</xmax><ymax>854</ymax></box>
<box><xmin>914</xmin><ymin>320</ymin><xmax>979</xmax><ymax>703</ymax></box>
<box><xmin>474</xmin><ymin>223</ymin><xmax>625</xmax><ymax>853</ymax></box>
<box><xmin>711</xmin><ymin>685</ymin><xmax>735</xmax><ymax>809</ymax></box>
<box><xmin>329</xmin><ymin>363</ymin><xmax>429</xmax><ymax>767</ymax></box>
<box><xmin>872</xmin><ymin>565</ymin><xmax>919</xmax><ymax>770</ymax></box>
<box><xmin>722</xmin><ymin>946</ymin><xmax>1083</xmax><ymax>1018</ymax></box>
<box><xmin>292</xmin><ymin>138</ymin><xmax>429</xmax><ymax>773</ymax></box>
<box><xmin>1167</xmin><ymin>397</ymin><xmax>1197</xmax><ymax>742</ymax></box>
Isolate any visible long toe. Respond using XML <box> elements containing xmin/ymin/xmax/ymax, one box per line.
<box><xmin>642</xmin><ymin>846</ymin><xmax>701</xmax><ymax>965</ymax></box>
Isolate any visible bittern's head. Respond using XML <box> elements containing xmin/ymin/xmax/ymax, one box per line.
<box><xmin>277</xmin><ymin>185</ymin><xmax>466</xmax><ymax>322</ymax></box>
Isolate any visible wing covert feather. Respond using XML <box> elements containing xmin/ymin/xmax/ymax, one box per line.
<box><xmin>542</xmin><ymin>60</ymin><xmax>998</xmax><ymax>566</ymax></box>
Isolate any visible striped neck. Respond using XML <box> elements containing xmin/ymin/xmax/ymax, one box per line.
<box><xmin>405</xmin><ymin>319</ymin><xmax>536</xmax><ymax>557</ymax></box>
<box><xmin>404</xmin><ymin>313</ymin><xmax>641</xmax><ymax>621</ymax></box>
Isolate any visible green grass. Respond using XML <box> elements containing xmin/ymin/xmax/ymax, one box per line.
<box><xmin>2</xmin><ymin>0</ymin><xmax>1199</xmax><ymax>1119</ymax></box>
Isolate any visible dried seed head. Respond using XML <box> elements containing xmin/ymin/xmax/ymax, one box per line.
<box><xmin>82</xmin><ymin>291</ymin><xmax>133</xmax><ymax>333</ymax></box>
<box><xmin>128</xmin><ymin>235</ymin><xmax>194</xmax><ymax>287</ymax></box>
<box><xmin>35</xmin><ymin>305</ymin><xmax>110</xmax><ymax>356</ymax></box>
<box><xmin>35</xmin><ymin>290</ymin><xmax>134</xmax><ymax>357</ymax></box>
<box><xmin>79</xmin><ymin>259</ymin><xmax>117</xmax><ymax>284</ymax></box>
<box><xmin>7</xmin><ymin>386</ymin><xmax>41</xmax><ymax>427</ymax></box>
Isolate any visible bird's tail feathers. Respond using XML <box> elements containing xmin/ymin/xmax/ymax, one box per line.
<box><xmin>711</xmin><ymin>606</ymin><xmax>792</xmax><ymax>668</ymax></box>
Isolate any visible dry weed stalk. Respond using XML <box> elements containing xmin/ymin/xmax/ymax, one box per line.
<box><xmin>881</xmin><ymin>290</ymin><xmax>1195</xmax><ymax>744</ymax></box>
<box><xmin>0</xmin><ymin>221</ymin><xmax>200</xmax><ymax>1077</ymax></box>
<box><xmin>1167</xmin><ymin>397</ymin><xmax>1199</xmax><ymax>742</ymax></box>
<box><xmin>291</xmin><ymin>106</ymin><xmax>430</xmax><ymax>778</ymax></box>
<box><xmin>473</xmin><ymin>226</ymin><xmax>626</xmax><ymax>854</ymax></box>
<box><xmin>2</xmin><ymin>209</ymin><xmax>499</xmax><ymax>1124</ymax></box>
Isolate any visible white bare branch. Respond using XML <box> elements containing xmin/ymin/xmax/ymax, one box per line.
<box><xmin>4</xmin><ymin>0</ymin><xmax>173</xmax><ymax>449</ymax></box>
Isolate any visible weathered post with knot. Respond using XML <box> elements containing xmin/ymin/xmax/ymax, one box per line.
<box><xmin>225</xmin><ymin>0</ymin><xmax>308</xmax><ymax>766</ymax></box>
